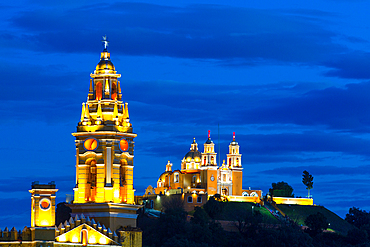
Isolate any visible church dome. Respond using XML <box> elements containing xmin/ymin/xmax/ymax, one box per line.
<box><xmin>205</xmin><ymin>137</ymin><xmax>213</xmax><ymax>144</ymax></box>
<box><xmin>184</xmin><ymin>149</ymin><xmax>202</xmax><ymax>160</ymax></box>
<box><xmin>184</xmin><ymin>138</ymin><xmax>201</xmax><ymax>161</ymax></box>
<box><xmin>95</xmin><ymin>51</ymin><xmax>116</xmax><ymax>74</ymax></box>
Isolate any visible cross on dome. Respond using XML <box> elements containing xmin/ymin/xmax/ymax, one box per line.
<box><xmin>102</xmin><ymin>35</ymin><xmax>109</xmax><ymax>50</ymax></box>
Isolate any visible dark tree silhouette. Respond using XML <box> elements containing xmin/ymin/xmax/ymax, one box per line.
<box><xmin>302</xmin><ymin>170</ymin><xmax>313</xmax><ymax>198</ymax></box>
<box><xmin>305</xmin><ymin>212</ymin><xmax>328</xmax><ymax>236</ymax></box>
<box><xmin>203</xmin><ymin>196</ymin><xmax>222</xmax><ymax>219</ymax></box>
<box><xmin>345</xmin><ymin>207</ymin><xmax>370</xmax><ymax>228</ymax></box>
<box><xmin>269</xmin><ymin>181</ymin><xmax>294</xmax><ymax>197</ymax></box>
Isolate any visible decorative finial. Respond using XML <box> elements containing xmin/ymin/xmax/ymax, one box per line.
<box><xmin>233</xmin><ymin>132</ymin><xmax>235</xmax><ymax>141</ymax></box>
<box><xmin>208</xmin><ymin>130</ymin><xmax>210</xmax><ymax>139</ymax></box>
<box><xmin>102</xmin><ymin>35</ymin><xmax>109</xmax><ymax>50</ymax></box>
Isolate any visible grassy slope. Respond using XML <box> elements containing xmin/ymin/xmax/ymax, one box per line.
<box><xmin>277</xmin><ymin>204</ymin><xmax>355</xmax><ymax>235</ymax></box>
<box><xmin>216</xmin><ymin>202</ymin><xmax>280</xmax><ymax>224</ymax></box>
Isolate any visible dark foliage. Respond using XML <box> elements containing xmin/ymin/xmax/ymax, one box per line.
<box><xmin>270</xmin><ymin>181</ymin><xmax>294</xmax><ymax>197</ymax></box>
<box><xmin>346</xmin><ymin>228</ymin><xmax>368</xmax><ymax>245</ymax></box>
<box><xmin>345</xmin><ymin>207</ymin><xmax>370</xmax><ymax>228</ymax></box>
<box><xmin>203</xmin><ymin>196</ymin><xmax>222</xmax><ymax>219</ymax></box>
<box><xmin>305</xmin><ymin>212</ymin><xmax>329</xmax><ymax>236</ymax></box>
<box><xmin>139</xmin><ymin>204</ymin><xmax>370</xmax><ymax>247</ymax></box>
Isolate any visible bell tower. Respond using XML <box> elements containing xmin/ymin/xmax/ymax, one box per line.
<box><xmin>72</xmin><ymin>36</ymin><xmax>136</xmax><ymax>205</ymax></box>
<box><xmin>69</xmin><ymin>37</ymin><xmax>141</xmax><ymax>231</ymax></box>
<box><xmin>200</xmin><ymin>131</ymin><xmax>218</xmax><ymax>195</ymax></box>
<box><xmin>227</xmin><ymin>132</ymin><xmax>243</xmax><ymax>195</ymax></box>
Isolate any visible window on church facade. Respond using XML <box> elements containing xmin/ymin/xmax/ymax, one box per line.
<box><xmin>111</xmin><ymin>81</ymin><xmax>117</xmax><ymax>100</ymax></box>
<box><xmin>197</xmin><ymin>196</ymin><xmax>202</xmax><ymax>203</ymax></box>
<box><xmin>250</xmin><ymin>192</ymin><xmax>258</xmax><ymax>197</ymax></box>
<box><xmin>95</xmin><ymin>81</ymin><xmax>102</xmax><ymax>100</ymax></box>
<box><xmin>187</xmin><ymin>196</ymin><xmax>193</xmax><ymax>203</ymax></box>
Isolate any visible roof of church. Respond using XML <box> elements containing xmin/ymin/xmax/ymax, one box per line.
<box><xmin>184</xmin><ymin>149</ymin><xmax>202</xmax><ymax>159</ymax></box>
<box><xmin>205</xmin><ymin>137</ymin><xmax>213</xmax><ymax>144</ymax></box>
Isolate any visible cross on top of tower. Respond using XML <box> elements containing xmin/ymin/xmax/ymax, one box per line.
<box><xmin>233</xmin><ymin>132</ymin><xmax>235</xmax><ymax>141</ymax></box>
<box><xmin>208</xmin><ymin>130</ymin><xmax>211</xmax><ymax>138</ymax></box>
<box><xmin>102</xmin><ymin>35</ymin><xmax>109</xmax><ymax>50</ymax></box>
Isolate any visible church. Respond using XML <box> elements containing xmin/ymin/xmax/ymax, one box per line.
<box><xmin>155</xmin><ymin>131</ymin><xmax>246</xmax><ymax>197</ymax></box>
<box><xmin>141</xmin><ymin>131</ymin><xmax>262</xmax><ymax>211</ymax></box>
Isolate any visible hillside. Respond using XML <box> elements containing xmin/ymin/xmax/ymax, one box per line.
<box><xmin>277</xmin><ymin>204</ymin><xmax>355</xmax><ymax>235</ymax></box>
<box><xmin>213</xmin><ymin>201</ymin><xmax>280</xmax><ymax>224</ymax></box>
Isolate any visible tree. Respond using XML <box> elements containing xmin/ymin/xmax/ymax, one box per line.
<box><xmin>302</xmin><ymin>170</ymin><xmax>313</xmax><ymax>198</ymax></box>
<box><xmin>269</xmin><ymin>181</ymin><xmax>294</xmax><ymax>197</ymax></box>
<box><xmin>304</xmin><ymin>212</ymin><xmax>328</xmax><ymax>236</ymax></box>
<box><xmin>203</xmin><ymin>196</ymin><xmax>222</xmax><ymax>219</ymax></box>
<box><xmin>191</xmin><ymin>206</ymin><xmax>210</xmax><ymax>226</ymax></box>
<box><xmin>345</xmin><ymin>207</ymin><xmax>370</xmax><ymax>228</ymax></box>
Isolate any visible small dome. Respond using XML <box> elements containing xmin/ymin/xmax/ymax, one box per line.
<box><xmin>205</xmin><ymin>137</ymin><xmax>213</xmax><ymax>144</ymax></box>
<box><xmin>95</xmin><ymin>51</ymin><xmax>116</xmax><ymax>74</ymax></box>
<box><xmin>184</xmin><ymin>150</ymin><xmax>202</xmax><ymax>160</ymax></box>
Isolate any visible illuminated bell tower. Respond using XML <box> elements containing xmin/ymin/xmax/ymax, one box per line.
<box><xmin>72</xmin><ymin>36</ymin><xmax>137</xmax><ymax>204</ymax></box>
<box><xmin>226</xmin><ymin>132</ymin><xmax>243</xmax><ymax>196</ymax></box>
<box><xmin>30</xmin><ymin>181</ymin><xmax>58</xmax><ymax>227</ymax></box>
<box><xmin>200</xmin><ymin>131</ymin><xmax>218</xmax><ymax>195</ymax></box>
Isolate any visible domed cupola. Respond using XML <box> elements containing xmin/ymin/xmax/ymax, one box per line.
<box><xmin>184</xmin><ymin>138</ymin><xmax>202</xmax><ymax>160</ymax></box>
<box><xmin>181</xmin><ymin>138</ymin><xmax>202</xmax><ymax>171</ymax></box>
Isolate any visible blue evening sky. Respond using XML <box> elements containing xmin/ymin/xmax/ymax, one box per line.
<box><xmin>1</xmin><ymin>0</ymin><xmax>370</xmax><ymax>229</ymax></box>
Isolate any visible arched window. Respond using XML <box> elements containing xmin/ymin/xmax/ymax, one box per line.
<box><xmin>86</xmin><ymin>158</ymin><xmax>97</xmax><ymax>188</ymax></box>
<box><xmin>242</xmin><ymin>192</ymin><xmax>249</xmax><ymax>196</ymax></box>
<box><xmin>174</xmin><ymin>173</ymin><xmax>179</xmax><ymax>183</ymax></box>
<box><xmin>187</xmin><ymin>196</ymin><xmax>193</xmax><ymax>203</ymax></box>
<box><xmin>197</xmin><ymin>196</ymin><xmax>202</xmax><ymax>203</ymax></box>
<box><xmin>250</xmin><ymin>192</ymin><xmax>258</xmax><ymax>197</ymax></box>
<box><xmin>120</xmin><ymin>159</ymin><xmax>128</xmax><ymax>186</ymax></box>
<box><xmin>81</xmin><ymin>229</ymin><xmax>88</xmax><ymax>246</ymax></box>
<box><xmin>95</xmin><ymin>81</ymin><xmax>102</xmax><ymax>100</ymax></box>
<box><xmin>111</xmin><ymin>82</ymin><xmax>117</xmax><ymax>100</ymax></box>
<box><xmin>192</xmin><ymin>175</ymin><xmax>197</xmax><ymax>183</ymax></box>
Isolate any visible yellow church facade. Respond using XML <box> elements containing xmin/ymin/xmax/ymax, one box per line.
<box><xmin>154</xmin><ymin>132</ymin><xmax>262</xmax><ymax>202</ymax></box>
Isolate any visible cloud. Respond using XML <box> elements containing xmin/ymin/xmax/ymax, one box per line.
<box><xmin>241</xmin><ymin>81</ymin><xmax>370</xmax><ymax>131</ymax></box>
<box><xmin>6</xmin><ymin>2</ymin><xmax>369</xmax><ymax>79</ymax></box>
